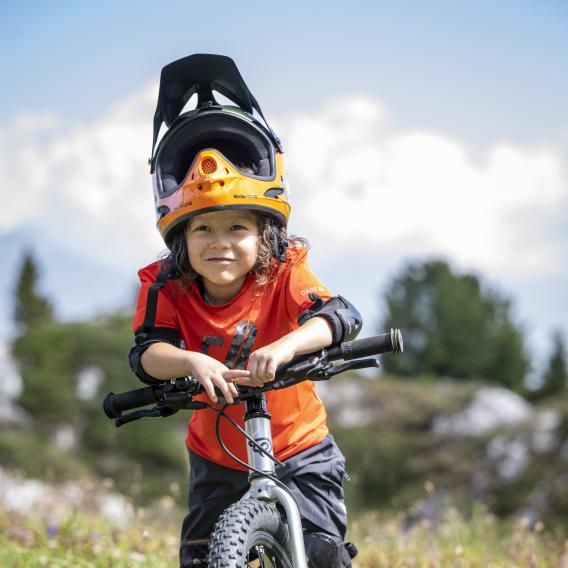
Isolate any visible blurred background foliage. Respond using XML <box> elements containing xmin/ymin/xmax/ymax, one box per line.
<box><xmin>381</xmin><ymin>260</ymin><xmax>530</xmax><ymax>392</ymax></box>
<box><xmin>2</xmin><ymin>251</ymin><xmax>567</xmax><ymax>527</ymax></box>
<box><xmin>4</xmin><ymin>252</ymin><xmax>188</xmax><ymax>501</ymax></box>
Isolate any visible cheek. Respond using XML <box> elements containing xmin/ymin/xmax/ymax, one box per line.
<box><xmin>244</xmin><ymin>237</ymin><xmax>260</xmax><ymax>265</ymax></box>
<box><xmin>185</xmin><ymin>237</ymin><xmax>202</xmax><ymax>265</ymax></box>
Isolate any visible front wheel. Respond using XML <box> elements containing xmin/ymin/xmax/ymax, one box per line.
<box><xmin>208</xmin><ymin>499</ymin><xmax>293</xmax><ymax>567</ymax></box>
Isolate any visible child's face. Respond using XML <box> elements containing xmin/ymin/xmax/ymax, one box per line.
<box><xmin>185</xmin><ymin>209</ymin><xmax>260</xmax><ymax>301</ymax></box>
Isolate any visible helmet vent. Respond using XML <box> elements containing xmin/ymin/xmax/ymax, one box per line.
<box><xmin>201</xmin><ymin>157</ymin><xmax>217</xmax><ymax>174</ymax></box>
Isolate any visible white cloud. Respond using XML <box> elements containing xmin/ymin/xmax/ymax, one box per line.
<box><xmin>277</xmin><ymin>97</ymin><xmax>567</xmax><ymax>276</ymax></box>
<box><xmin>0</xmin><ymin>82</ymin><xmax>164</xmax><ymax>271</ymax></box>
<box><xmin>1</xmin><ymin>89</ymin><xmax>566</xmax><ymax>280</ymax></box>
<box><xmin>11</xmin><ymin>112</ymin><xmax>60</xmax><ymax>137</ymax></box>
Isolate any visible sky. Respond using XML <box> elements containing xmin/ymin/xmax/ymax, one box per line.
<box><xmin>1</xmin><ymin>0</ymin><xmax>567</xmax><ymax>377</ymax></box>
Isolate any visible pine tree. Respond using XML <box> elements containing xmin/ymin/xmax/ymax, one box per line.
<box><xmin>14</xmin><ymin>251</ymin><xmax>54</xmax><ymax>331</ymax></box>
<box><xmin>381</xmin><ymin>259</ymin><xmax>530</xmax><ymax>392</ymax></box>
<box><xmin>537</xmin><ymin>331</ymin><xmax>567</xmax><ymax>398</ymax></box>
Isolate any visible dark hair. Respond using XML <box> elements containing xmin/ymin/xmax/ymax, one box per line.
<box><xmin>160</xmin><ymin>213</ymin><xmax>308</xmax><ymax>293</ymax></box>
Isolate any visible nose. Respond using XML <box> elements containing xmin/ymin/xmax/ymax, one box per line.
<box><xmin>208</xmin><ymin>230</ymin><xmax>231</xmax><ymax>249</ymax></box>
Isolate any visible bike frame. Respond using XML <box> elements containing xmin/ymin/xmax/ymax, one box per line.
<box><xmin>242</xmin><ymin>393</ymin><xmax>308</xmax><ymax>568</ymax></box>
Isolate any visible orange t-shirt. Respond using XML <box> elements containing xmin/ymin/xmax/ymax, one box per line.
<box><xmin>132</xmin><ymin>247</ymin><xmax>331</xmax><ymax>469</ymax></box>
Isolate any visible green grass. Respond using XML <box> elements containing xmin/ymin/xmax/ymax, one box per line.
<box><xmin>350</xmin><ymin>505</ymin><xmax>568</xmax><ymax>567</ymax></box>
<box><xmin>1</xmin><ymin>502</ymin><xmax>566</xmax><ymax>567</ymax></box>
<box><xmin>0</xmin><ymin>505</ymin><xmax>181</xmax><ymax>568</ymax></box>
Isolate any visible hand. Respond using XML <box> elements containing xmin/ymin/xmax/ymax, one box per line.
<box><xmin>247</xmin><ymin>340</ymin><xmax>296</xmax><ymax>387</ymax></box>
<box><xmin>187</xmin><ymin>352</ymin><xmax>250</xmax><ymax>404</ymax></box>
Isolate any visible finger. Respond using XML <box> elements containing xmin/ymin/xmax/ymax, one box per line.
<box><xmin>252</xmin><ymin>355</ymin><xmax>268</xmax><ymax>379</ymax></box>
<box><xmin>254</xmin><ymin>359</ymin><xmax>265</xmax><ymax>381</ymax></box>
<box><xmin>258</xmin><ymin>358</ymin><xmax>272</xmax><ymax>382</ymax></box>
<box><xmin>240</xmin><ymin>373</ymin><xmax>263</xmax><ymax>388</ymax></box>
<box><xmin>248</xmin><ymin>360</ymin><xmax>264</xmax><ymax>386</ymax></box>
<box><xmin>224</xmin><ymin>370</ymin><xmax>251</xmax><ymax>380</ymax></box>
<box><xmin>247</xmin><ymin>370</ymin><xmax>262</xmax><ymax>387</ymax></box>
<box><xmin>249</xmin><ymin>354</ymin><xmax>267</xmax><ymax>386</ymax></box>
<box><xmin>201</xmin><ymin>378</ymin><xmax>218</xmax><ymax>403</ymax></box>
<box><xmin>231</xmin><ymin>377</ymin><xmax>257</xmax><ymax>387</ymax></box>
<box><xmin>247</xmin><ymin>357</ymin><xmax>258</xmax><ymax>378</ymax></box>
<box><xmin>266</xmin><ymin>361</ymin><xmax>278</xmax><ymax>381</ymax></box>
<box><xmin>213</xmin><ymin>376</ymin><xmax>234</xmax><ymax>404</ymax></box>
<box><xmin>265</xmin><ymin>359</ymin><xmax>277</xmax><ymax>381</ymax></box>
<box><xmin>228</xmin><ymin>383</ymin><xmax>239</xmax><ymax>398</ymax></box>
<box><xmin>221</xmin><ymin>378</ymin><xmax>236</xmax><ymax>404</ymax></box>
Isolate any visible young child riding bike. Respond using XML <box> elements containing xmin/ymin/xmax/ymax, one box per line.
<box><xmin>129</xmin><ymin>54</ymin><xmax>361</xmax><ymax>567</ymax></box>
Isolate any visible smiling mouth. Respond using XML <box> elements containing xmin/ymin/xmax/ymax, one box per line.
<box><xmin>206</xmin><ymin>258</ymin><xmax>235</xmax><ymax>262</ymax></box>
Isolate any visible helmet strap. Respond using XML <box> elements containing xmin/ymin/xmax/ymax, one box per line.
<box><xmin>271</xmin><ymin>228</ymin><xmax>289</xmax><ymax>262</ymax></box>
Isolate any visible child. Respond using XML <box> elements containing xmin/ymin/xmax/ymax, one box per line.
<box><xmin>129</xmin><ymin>54</ymin><xmax>361</xmax><ymax>567</ymax></box>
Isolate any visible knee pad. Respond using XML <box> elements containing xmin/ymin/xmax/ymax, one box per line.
<box><xmin>304</xmin><ymin>532</ymin><xmax>357</xmax><ymax>568</ymax></box>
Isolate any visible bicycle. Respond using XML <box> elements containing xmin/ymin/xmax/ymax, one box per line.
<box><xmin>103</xmin><ymin>329</ymin><xmax>403</xmax><ymax>567</ymax></box>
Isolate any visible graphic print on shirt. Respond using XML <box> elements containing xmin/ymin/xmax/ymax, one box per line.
<box><xmin>200</xmin><ymin>320</ymin><xmax>258</xmax><ymax>369</ymax></box>
<box><xmin>200</xmin><ymin>336</ymin><xmax>224</xmax><ymax>354</ymax></box>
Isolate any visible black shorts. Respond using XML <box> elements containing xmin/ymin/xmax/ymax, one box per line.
<box><xmin>180</xmin><ymin>434</ymin><xmax>349</xmax><ymax>564</ymax></box>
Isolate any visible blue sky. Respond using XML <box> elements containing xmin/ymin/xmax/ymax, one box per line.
<box><xmin>3</xmin><ymin>1</ymin><xmax>567</xmax><ymax>149</ymax></box>
<box><xmin>1</xmin><ymin>1</ymin><xmax>567</xmax><ymax>375</ymax></box>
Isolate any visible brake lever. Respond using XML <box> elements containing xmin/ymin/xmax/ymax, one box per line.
<box><xmin>323</xmin><ymin>357</ymin><xmax>380</xmax><ymax>377</ymax></box>
<box><xmin>280</xmin><ymin>354</ymin><xmax>322</xmax><ymax>377</ymax></box>
<box><xmin>115</xmin><ymin>407</ymin><xmax>165</xmax><ymax>427</ymax></box>
<box><xmin>113</xmin><ymin>397</ymin><xmax>210</xmax><ymax>427</ymax></box>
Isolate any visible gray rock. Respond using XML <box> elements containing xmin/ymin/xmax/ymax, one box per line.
<box><xmin>487</xmin><ymin>435</ymin><xmax>530</xmax><ymax>480</ymax></box>
<box><xmin>432</xmin><ymin>386</ymin><xmax>533</xmax><ymax>437</ymax></box>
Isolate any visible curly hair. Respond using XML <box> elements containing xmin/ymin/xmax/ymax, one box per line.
<box><xmin>160</xmin><ymin>214</ymin><xmax>308</xmax><ymax>293</ymax></box>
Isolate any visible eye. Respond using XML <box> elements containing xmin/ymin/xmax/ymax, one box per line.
<box><xmin>192</xmin><ymin>224</ymin><xmax>210</xmax><ymax>232</ymax></box>
<box><xmin>231</xmin><ymin>224</ymin><xmax>248</xmax><ymax>231</ymax></box>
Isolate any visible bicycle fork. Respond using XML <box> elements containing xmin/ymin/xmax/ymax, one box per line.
<box><xmin>243</xmin><ymin>394</ymin><xmax>308</xmax><ymax>568</ymax></box>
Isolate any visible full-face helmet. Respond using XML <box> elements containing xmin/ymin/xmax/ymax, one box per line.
<box><xmin>150</xmin><ymin>54</ymin><xmax>290</xmax><ymax>255</ymax></box>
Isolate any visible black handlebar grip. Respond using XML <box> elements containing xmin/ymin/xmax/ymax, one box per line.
<box><xmin>103</xmin><ymin>386</ymin><xmax>158</xmax><ymax>419</ymax></box>
<box><xmin>327</xmin><ymin>329</ymin><xmax>403</xmax><ymax>361</ymax></box>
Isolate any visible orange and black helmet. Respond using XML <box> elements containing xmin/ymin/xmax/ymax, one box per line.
<box><xmin>150</xmin><ymin>54</ymin><xmax>290</xmax><ymax>247</ymax></box>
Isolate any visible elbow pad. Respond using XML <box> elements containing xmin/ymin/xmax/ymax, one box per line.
<box><xmin>298</xmin><ymin>295</ymin><xmax>363</xmax><ymax>344</ymax></box>
<box><xmin>128</xmin><ymin>327</ymin><xmax>181</xmax><ymax>385</ymax></box>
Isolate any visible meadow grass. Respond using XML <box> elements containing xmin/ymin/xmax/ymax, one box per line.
<box><xmin>1</xmin><ymin>502</ymin><xmax>567</xmax><ymax>567</ymax></box>
<box><xmin>349</xmin><ymin>505</ymin><xmax>568</xmax><ymax>567</ymax></box>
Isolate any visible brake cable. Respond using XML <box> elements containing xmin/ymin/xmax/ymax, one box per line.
<box><xmin>212</xmin><ymin>403</ymin><xmax>299</xmax><ymax>503</ymax></box>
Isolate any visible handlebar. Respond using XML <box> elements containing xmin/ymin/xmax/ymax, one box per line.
<box><xmin>103</xmin><ymin>385</ymin><xmax>165</xmax><ymax>419</ymax></box>
<box><xmin>103</xmin><ymin>330</ymin><xmax>403</xmax><ymax>424</ymax></box>
<box><xmin>326</xmin><ymin>329</ymin><xmax>403</xmax><ymax>361</ymax></box>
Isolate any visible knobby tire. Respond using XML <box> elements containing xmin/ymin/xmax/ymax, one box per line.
<box><xmin>208</xmin><ymin>499</ymin><xmax>293</xmax><ymax>567</ymax></box>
